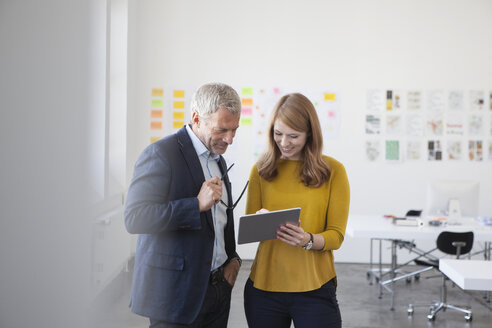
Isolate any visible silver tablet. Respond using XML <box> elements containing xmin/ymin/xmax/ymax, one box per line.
<box><xmin>237</xmin><ymin>208</ymin><xmax>301</xmax><ymax>244</ymax></box>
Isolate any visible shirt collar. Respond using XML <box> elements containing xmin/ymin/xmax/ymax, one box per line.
<box><xmin>185</xmin><ymin>124</ymin><xmax>220</xmax><ymax>161</ymax></box>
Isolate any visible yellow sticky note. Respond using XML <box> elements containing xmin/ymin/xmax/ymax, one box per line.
<box><xmin>242</xmin><ymin>98</ymin><xmax>253</xmax><ymax>106</ymax></box>
<box><xmin>150</xmin><ymin>121</ymin><xmax>162</xmax><ymax>130</ymax></box>
<box><xmin>324</xmin><ymin>93</ymin><xmax>336</xmax><ymax>101</ymax></box>
<box><xmin>152</xmin><ymin>99</ymin><xmax>163</xmax><ymax>108</ymax></box>
<box><xmin>150</xmin><ymin>136</ymin><xmax>160</xmax><ymax>144</ymax></box>
<box><xmin>152</xmin><ymin>88</ymin><xmax>163</xmax><ymax>97</ymax></box>
<box><xmin>241</xmin><ymin>88</ymin><xmax>253</xmax><ymax>96</ymax></box>
<box><xmin>174</xmin><ymin>90</ymin><xmax>185</xmax><ymax>98</ymax></box>
<box><xmin>386</xmin><ymin>100</ymin><xmax>393</xmax><ymax>111</ymax></box>
<box><xmin>173</xmin><ymin>111</ymin><xmax>185</xmax><ymax>119</ymax></box>
<box><xmin>173</xmin><ymin>101</ymin><xmax>185</xmax><ymax>109</ymax></box>
<box><xmin>240</xmin><ymin>117</ymin><xmax>253</xmax><ymax>126</ymax></box>
<box><xmin>173</xmin><ymin>121</ymin><xmax>185</xmax><ymax>129</ymax></box>
<box><xmin>151</xmin><ymin>110</ymin><xmax>163</xmax><ymax>118</ymax></box>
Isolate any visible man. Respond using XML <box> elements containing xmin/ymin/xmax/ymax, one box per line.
<box><xmin>124</xmin><ymin>83</ymin><xmax>242</xmax><ymax>327</ymax></box>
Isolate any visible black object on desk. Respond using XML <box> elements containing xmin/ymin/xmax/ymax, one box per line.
<box><xmin>406</xmin><ymin>209</ymin><xmax>422</xmax><ymax>217</ymax></box>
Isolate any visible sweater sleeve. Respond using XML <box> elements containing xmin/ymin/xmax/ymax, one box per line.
<box><xmin>245</xmin><ymin>164</ymin><xmax>262</xmax><ymax>215</ymax></box>
<box><xmin>321</xmin><ymin>160</ymin><xmax>350</xmax><ymax>251</ymax></box>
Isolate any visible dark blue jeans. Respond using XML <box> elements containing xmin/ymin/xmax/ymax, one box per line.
<box><xmin>244</xmin><ymin>278</ymin><xmax>341</xmax><ymax>328</ymax></box>
<box><xmin>149</xmin><ymin>278</ymin><xmax>232</xmax><ymax>328</ymax></box>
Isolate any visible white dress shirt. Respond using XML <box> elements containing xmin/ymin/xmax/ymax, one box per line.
<box><xmin>185</xmin><ymin>124</ymin><xmax>229</xmax><ymax>271</ymax></box>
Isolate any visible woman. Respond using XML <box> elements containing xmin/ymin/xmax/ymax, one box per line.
<box><xmin>243</xmin><ymin>93</ymin><xmax>350</xmax><ymax>328</ymax></box>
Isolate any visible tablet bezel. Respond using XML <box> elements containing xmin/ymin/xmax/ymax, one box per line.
<box><xmin>237</xmin><ymin>207</ymin><xmax>301</xmax><ymax>244</ymax></box>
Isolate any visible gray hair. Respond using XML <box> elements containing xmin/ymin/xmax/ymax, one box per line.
<box><xmin>190</xmin><ymin>83</ymin><xmax>241</xmax><ymax>120</ymax></box>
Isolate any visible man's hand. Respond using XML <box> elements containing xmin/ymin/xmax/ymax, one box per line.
<box><xmin>223</xmin><ymin>258</ymin><xmax>241</xmax><ymax>287</ymax></box>
<box><xmin>197</xmin><ymin>177</ymin><xmax>222</xmax><ymax>212</ymax></box>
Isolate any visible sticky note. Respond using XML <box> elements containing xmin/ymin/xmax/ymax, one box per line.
<box><xmin>152</xmin><ymin>88</ymin><xmax>163</xmax><ymax>97</ymax></box>
<box><xmin>240</xmin><ymin>117</ymin><xmax>253</xmax><ymax>126</ymax></box>
<box><xmin>173</xmin><ymin>90</ymin><xmax>185</xmax><ymax>98</ymax></box>
<box><xmin>241</xmin><ymin>107</ymin><xmax>253</xmax><ymax>116</ymax></box>
<box><xmin>241</xmin><ymin>98</ymin><xmax>253</xmax><ymax>106</ymax></box>
<box><xmin>150</xmin><ymin>136</ymin><xmax>160</xmax><ymax>143</ymax></box>
<box><xmin>152</xmin><ymin>99</ymin><xmax>163</xmax><ymax>108</ymax></box>
<box><xmin>241</xmin><ymin>88</ymin><xmax>253</xmax><ymax>96</ymax></box>
<box><xmin>173</xmin><ymin>111</ymin><xmax>185</xmax><ymax>119</ymax></box>
<box><xmin>173</xmin><ymin>101</ymin><xmax>185</xmax><ymax>109</ymax></box>
<box><xmin>273</xmin><ymin>88</ymin><xmax>280</xmax><ymax>94</ymax></box>
<box><xmin>151</xmin><ymin>110</ymin><xmax>163</xmax><ymax>118</ymax></box>
<box><xmin>324</xmin><ymin>93</ymin><xmax>336</xmax><ymax>101</ymax></box>
<box><xmin>386</xmin><ymin>100</ymin><xmax>393</xmax><ymax>111</ymax></box>
<box><xmin>173</xmin><ymin>121</ymin><xmax>185</xmax><ymax>129</ymax></box>
<box><xmin>150</xmin><ymin>121</ymin><xmax>162</xmax><ymax>130</ymax></box>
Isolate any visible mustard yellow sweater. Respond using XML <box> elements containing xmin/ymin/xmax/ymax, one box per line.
<box><xmin>246</xmin><ymin>156</ymin><xmax>350</xmax><ymax>292</ymax></box>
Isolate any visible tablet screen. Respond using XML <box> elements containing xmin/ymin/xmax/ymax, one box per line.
<box><xmin>237</xmin><ymin>208</ymin><xmax>301</xmax><ymax>244</ymax></box>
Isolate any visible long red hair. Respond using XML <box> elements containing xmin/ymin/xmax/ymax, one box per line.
<box><xmin>257</xmin><ymin>93</ymin><xmax>330</xmax><ymax>188</ymax></box>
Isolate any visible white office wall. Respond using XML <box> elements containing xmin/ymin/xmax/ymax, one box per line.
<box><xmin>0</xmin><ymin>0</ymin><xmax>105</xmax><ymax>326</ymax></box>
<box><xmin>127</xmin><ymin>0</ymin><xmax>492</xmax><ymax>262</ymax></box>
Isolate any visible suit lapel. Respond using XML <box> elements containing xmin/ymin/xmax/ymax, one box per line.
<box><xmin>176</xmin><ymin>126</ymin><xmax>214</xmax><ymax>231</ymax></box>
<box><xmin>176</xmin><ymin>126</ymin><xmax>205</xmax><ymax>190</ymax></box>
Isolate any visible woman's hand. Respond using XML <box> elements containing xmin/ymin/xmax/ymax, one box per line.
<box><xmin>277</xmin><ymin>221</ymin><xmax>310</xmax><ymax>247</ymax></box>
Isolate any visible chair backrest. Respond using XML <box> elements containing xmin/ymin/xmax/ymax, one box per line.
<box><xmin>436</xmin><ymin>231</ymin><xmax>474</xmax><ymax>258</ymax></box>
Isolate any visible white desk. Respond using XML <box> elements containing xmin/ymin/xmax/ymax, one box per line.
<box><xmin>347</xmin><ymin>215</ymin><xmax>492</xmax><ymax>242</ymax></box>
<box><xmin>440</xmin><ymin>259</ymin><xmax>492</xmax><ymax>291</ymax></box>
<box><xmin>346</xmin><ymin>215</ymin><xmax>492</xmax><ymax>309</ymax></box>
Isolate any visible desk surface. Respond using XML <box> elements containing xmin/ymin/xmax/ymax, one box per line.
<box><xmin>439</xmin><ymin>259</ymin><xmax>492</xmax><ymax>291</ymax></box>
<box><xmin>346</xmin><ymin>215</ymin><xmax>492</xmax><ymax>242</ymax></box>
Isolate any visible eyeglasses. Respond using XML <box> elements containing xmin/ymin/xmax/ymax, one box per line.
<box><xmin>220</xmin><ymin>180</ymin><xmax>249</xmax><ymax>210</ymax></box>
<box><xmin>219</xmin><ymin>163</ymin><xmax>249</xmax><ymax>210</ymax></box>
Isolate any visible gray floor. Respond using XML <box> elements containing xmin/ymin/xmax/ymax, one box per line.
<box><xmin>92</xmin><ymin>261</ymin><xmax>492</xmax><ymax>328</ymax></box>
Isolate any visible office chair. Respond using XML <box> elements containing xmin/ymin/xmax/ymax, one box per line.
<box><xmin>409</xmin><ymin>231</ymin><xmax>474</xmax><ymax>322</ymax></box>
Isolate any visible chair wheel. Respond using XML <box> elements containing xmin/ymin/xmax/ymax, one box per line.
<box><xmin>415</xmin><ymin>273</ymin><xmax>420</xmax><ymax>280</ymax></box>
<box><xmin>406</xmin><ymin>277</ymin><xmax>412</xmax><ymax>283</ymax></box>
<box><xmin>427</xmin><ymin>314</ymin><xmax>435</xmax><ymax>321</ymax></box>
<box><xmin>407</xmin><ymin>304</ymin><xmax>414</xmax><ymax>316</ymax></box>
<box><xmin>465</xmin><ymin>314</ymin><xmax>472</xmax><ymax>322</ymax></box>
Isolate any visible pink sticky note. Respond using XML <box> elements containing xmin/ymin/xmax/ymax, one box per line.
<box><xmin>242</xmin><ymin>107</ymin><xmax>253</xmax><ymax>115</ymax></box>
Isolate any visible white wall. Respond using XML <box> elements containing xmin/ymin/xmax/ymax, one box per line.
<box><xmin>127</xmin><ymin>0</ymin><xmax>492</xmax><ymax>262</ymax></box>
<box><xmin>0</xmin><ymin>0</ymin><xmax>103</xmax><ymax>327</ymax></box>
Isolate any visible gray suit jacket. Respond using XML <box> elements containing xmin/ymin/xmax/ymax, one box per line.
<box><xmin>124</xmin><ymin>126</ymin><xmax>239</xmax><ymax>324</ymax></box>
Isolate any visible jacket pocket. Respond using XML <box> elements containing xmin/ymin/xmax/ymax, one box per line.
<box><xmin>144</xmin><ymin>252</ymin><xmax>184</xmax><ymax>271</ymax></box>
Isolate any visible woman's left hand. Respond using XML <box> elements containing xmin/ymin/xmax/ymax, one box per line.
<box><xmin>277</xmin><ymin>222</ymin><xmax>310</xmax><ymax>247</ymax></box>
